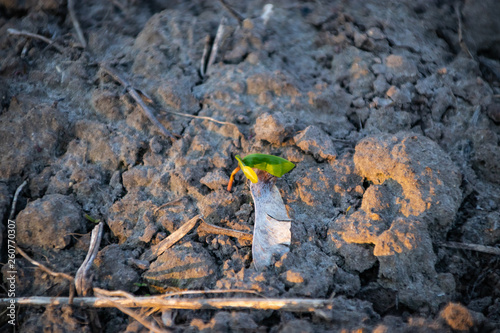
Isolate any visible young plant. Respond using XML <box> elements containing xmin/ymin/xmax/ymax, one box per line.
<box><xmin>227</xmin><ymin>153</ymin><xmax>295</xmax><ymax>270</ymax></box>
<box><xmin>227</xmin><ymin>153</ymin><xmax>295</xmax><ymax>191</ymax></box>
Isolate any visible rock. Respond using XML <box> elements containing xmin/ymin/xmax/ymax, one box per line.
<box><xmin>200</xmin><ymin>170</ymin><xmax>230</xmax><ymax>191</ymax></box>
<box><xmin>332</xmin><ymin>46</ymin><xmax>376</xmax><ymax>97</ymax></box>
<box><xmin>107</xmin><ymin>190</ymin><xmax>157</xmax><ymax>244</ymax></box>
<box><xmin>17</xmin><ymin>194</ymin><xmax>85</xmax><ymax>250</ymax></box>
<box><xmin>354</xmin><ymin>132</ymin><xmax>461</xmax><ymax>234</ymax></box>
<box><xmin>0</xmin><ymin>97</ymin><xmax>69</xmax><ymax>179</ymax></box>
<box><xmin>365</xmin><ymin>108</ymin><xmax>413</xmax><ymax>134</ymax></box>
<box><xmin>144</xmin><ymin>241</ymin><xmax>217</xmax><ymax>289</ymax></box>
<box><xmin>373</xmin><ymin>75</ymin><xmax>389</xmax><ymax>95</ymax></box>
<box><xmin>487</xmin><ymin>103</ymin><xmax>500</xmax><ymax>123</ymax></box>
<box><xmin>94</xmin><ymin>244</ymin><xmax>140</xmax><ymax>292</ymax></box>
<box><xmin>254</xmin><ymin>112</ymin><xmax>295</xmax><ymax>145</ymax></box>
<box><xmin>439</xmin><ymin>303</ymin><xmax>474</xmax><ymax>331</ymax></box>
<box><xmin>431</xmin><ymin>86</ymin><xmax>455</xmax><ymax>121</ymax></box>
<box><xmin>384</xmin><ymin>54</ymin><xmax>419</xmax><ymax>85</ymax></box>
<box><xmin>328</xmin><ymin>132</ymin><xmax>462</xmax><ymax>310</ymax></box>
<box><xmin>294</xmin><ymin>125</ymin><xmax>337</xmax><ymax>161</ymax></box>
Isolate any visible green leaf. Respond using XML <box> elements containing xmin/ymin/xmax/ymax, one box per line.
<box><xmin>238</xmin><ymin>153</ymin><xmax>295</xmax><ymax>177</ymax></box>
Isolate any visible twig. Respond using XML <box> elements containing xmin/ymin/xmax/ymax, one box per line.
<box><xmin>438</xmin><ymin>241</ymin><xmax>500</xmax><ymax>256</ymax></box>
<box><xmin>7</xmin><ymin>28</ymin><xmax>65</xmax><ymax>54</ymax></box>
<box><xmin>200</xmin><ymin>35</ymin><xmax>211</xmax><ymax>78</ymax></box>
<box><xmin>164</xmin><ymin>110</ymin><xmax>239</xmax><ymax>127</ymax></box>
<box><xmin>455</xmin><ymin>5</ymin><xmax>473</xmax><ymax>58</ymax></box>
<box><xmin>94</xmin><ymin>287</ymin><xmax>261</xmax><ymax>299</ymax></box>
<box><xmin>218</xmin><ymin>0</ymin><xmax>244</xmax><ymax>24</ymax></box>
<box><xmin>149</xmin><ymin>215</ymin><xmax>201</xmax><ymax>260</ymax></box>
<box><xmin>153</xmin><ymin>198</ymin><xmax>184</xmax><ymax>214</ymax></box>
<box><xmin>197</xmin><ymin>218</ymin><xmax>253</xmax><ymax>242</ymax></box>
<box><xmin>75</xmin><ymin>222</ymin><xmax>103</xmax><ymax>296</ymax></box>
<box><xmin>16</xmin><ymin>247</ymin><xmax>76</xmax><ymax>304</ymax></box>
<box><xmin>67</xmin><ymin>0</ymin><xmax>87</xmax><ymax>48</ymax></box>
<box><xmin>9</xmin><ymin>180</ymin><xmax>27</xmax><ymax>220</ymax></box>
<box><xmin>100</xmin><ymin>65</ymin><xmax>177</xmax><ymax>141</ymax></box>
<box><xmin>207</xmin><ymin>17</ymin><xmax>227</xmax><ymax>73</ymax></box>
<box><xmin>100</xmin><ymin>295</ymin><xmax>170</xmax><ymax>333</ymax></box>
<box><xmin>6</xmin><ymin>296</ymin><xmax>334</xmax><ymax>312</ymax></box>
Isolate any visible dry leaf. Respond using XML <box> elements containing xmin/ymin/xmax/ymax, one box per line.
<box><xmin>250</xmin><ymin>170</ymin><xmax>291</xmax><ymax>270</ymax></box>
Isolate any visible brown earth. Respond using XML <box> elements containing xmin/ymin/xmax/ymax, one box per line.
<box><xmin>1</xmin><ymin>0</ymin><xmax>499</xmax><ymax>332</ymax></box>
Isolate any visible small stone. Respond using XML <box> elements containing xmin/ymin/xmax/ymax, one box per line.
<box><xmin>487</xmin><ymin>103</ymin><xmax>500</xmax><ymax>123</ymax></box>
<box><xmin>385</xmin><ymin>54</ymin><xmax>419</xmax><ymax>85</ymax></box>
<box><xmin>352</xmin><ymin>97</ymin><xmax>365</xmax><ymax>108</ymax></box>
<box><xmin>373</xmin><ymin>75</ymin><xmax>389</xmax><ymax>95</ymax></box>
<box><xmin>354</xmin><ymin>31</ymin><xmax>368</xmax><ymax>48</ymax></box>
<box><xmin>17</xmin><ymin>194</ymin><xmax>85</xmax><ymax>250</ymax></box>
<box><xmin>294</xmin><ymin>125</ymin><xmax>337</xmax><ymax>161</ymax></box>
<box><xmin>439</xmin><ymin>303</ymin><xmax>474</xmax><ymax>331</ymax></box>
<box><xmin>367</xmin><ymin>27</ymin><xmax>386</xmax><ymax>40</ymax></box>
<box><xmin>254</xmin><ymin>112</ymin><xmax>296</xmax><ymax>145</ymax></box>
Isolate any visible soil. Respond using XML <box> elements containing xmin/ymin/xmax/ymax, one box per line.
<box><xmin>1</xmin><ymin>0</ymin><xmax>500</xmax><ymax>332</ymax></box>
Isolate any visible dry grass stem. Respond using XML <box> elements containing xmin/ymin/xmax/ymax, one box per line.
<box><xmin>207</xmin><ymin>17</ymin><xmax>227</xmax><ymax>73</ymax></box>
<box><xmin>218</xmin><ymin>0</ymin><xmax>244</xmax><ymax>24</ymax></box>
<box><xmin>6</xmin><ymin>296</ymin><xmax>333</xmax><ymax>312</ymax></box>
<box><xmin>16</xmin><ymin>247</ymin><xmax>76</xmax><ymax>303</ymax></box>
<box><xmin>439</xmin><ymin>241</ymin><xmax>500</xmax><ymax>256</ymax></box>
<box><xmin>197</xmin><ymin>218</ymin><xmax>253</xmax><ymax>242</ymax></box>
<box><xmin>67</xmin><ymin>0</ymin><xmax>87</xmax><ymax>48</ymax></box>
<box><xmin>455</xmin><ymin>5</ymin><xmax>473</xmax><ymax>58</ymax></box>
<box><xmin>100</xmin><ymin>65</ymin><xmax>177</xmax><ymax>140</ymax></box>
<box><xmin>153</xmin><ymin>198</ymin><xmax>184</xmax><ymax>214</ymax></box>
<box><xmin>164</xmin><ymin>110</ymin><xmax>238</xmax><ymax>127</ymax></box>
<box><xmin>75</xmin><ymin>222</ymin><xmax>104</xmax><ymax>296</ymax></box>
<box><xmin>149</xmin><ymin>215</ymin><xmax>201</xmax><ymax>260</ymax></box>
<box><xmin>9</xmin><ymin>179</ymin><xmax>27</xmax><ymax>220</ymax></box>
<box><xmin>7</xmin><ymin>28</ymin><xmax>65</xmax><ymax>53</ymax></box>
<box><xmin>200</xmin><ymin>35</ymin><xmax>211</xmax><ymax>77</ymax></box>
<box><xmin>100</xmin><ymin>295</ymin><xmax>170</xmax><ymax>333</ymax></box>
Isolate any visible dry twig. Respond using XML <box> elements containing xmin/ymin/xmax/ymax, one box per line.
<box><xmin>218</xmin><ymin>0</ymin><xmax>244</xmax><ymax>24</ymax></box>
<box><xmin>149</xmin><ymin>215</ymin><xmax>201</xmax><ymax>260</ymax></box>
<box><xmin>7</xmin><ymin>28</ymin><xmax>65</xmax><ymax>53</ymax></box>
<box><xmin>75</xmin><ymin>222</ymin><xmax>104</xmax><ymax>296</ymax></box>
<box><xmin>100</xmin><ymin>65</ymin><xmax>177</xmax><ymax>140</ymax></box>
<box><xmin>16</xmin><ymin>247</ymin><xmax>76</xmax><ymax>303</ymax></box>
<box><xmin>99</xmin><ymin>295</ymin><xmax>170</xmax><ymax>333</ymax></box>
<box><xmin>164</xmin><ymin>110</ymin><xmax>239</xmax><ymax>128</ymax></box>
<box><xmin>67</xmin><ymin>0</ymin><xmax>87</xmax><ymax>48</ymax></box>
<box><xmin>6</xmin><ymin>296</ymin><xmax>333</xmax><ymax>312</ymax></box>
<box><xmin>198</xmin><ymin>218</ymin><xmax>253</xmax><ymax>242</ymax></box>
<box><xmin>95</xmin><ymin>287</ymin><xmax>260</xmax><ymax>299</ymax></box>
<box><xmin>200</xmin><ymin>35</ymin><xmax>211</xmax><ymax>77</ymax></box>
<box><xmin>207</xmin><ymin>17</ymin><xmax>227</xmax><ymax>73</ymax></box>
<box><xmin>438</xmin><ymin>241</ymin><xmax>500</xmax><ymax>256</ymax></box>
<box><xmin>455</xmin><ymin>5</ymin><xmax>473</xmax><ymax>58</ymax></box>
<box><xmin>153</xmin><ymin>198</ymin><xmax>184</xmax><ymax>214</ymax></box>
<box><xmin>9</xmin><ymin>180</ymin><xmax>27</xmax><ymax>220</ymax></box>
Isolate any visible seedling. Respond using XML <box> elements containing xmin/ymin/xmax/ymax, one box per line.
<box><xmin>227</xmin><ymin>153</ymin><xmax>295</xmax><ymax>191</ymax></box>
<box><xmin>227</xmin><ymin>153</ymin><xmax>295</xmax><ymax>270</ymax></box>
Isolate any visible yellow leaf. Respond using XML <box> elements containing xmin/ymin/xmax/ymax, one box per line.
<box><xmin>242</xmin><ymin>166</ymin><xmax>258</xmax><ymax>183</ymax></box>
